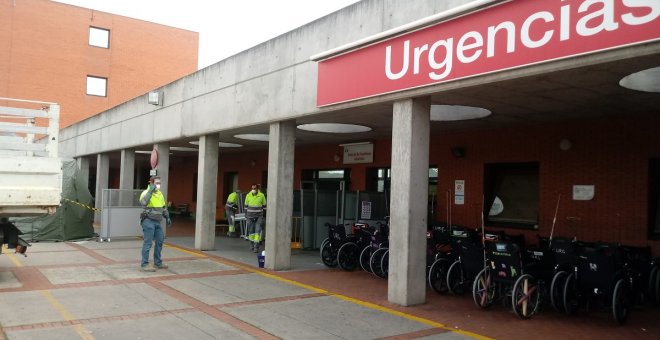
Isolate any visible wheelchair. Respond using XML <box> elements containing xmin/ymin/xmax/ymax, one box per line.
<box><xmin>426</xmin><ymin>224</ymin><xmax>456</xmax><ymax>294</ymax></box>
<box><xmin>650</xmin><ymin>257</ymin><xmax>660</xmax><ymax>305</ymax></box>
<box><xmin>562</xmin><ymin>243</ymin><xmax>633</xmax><ymax>324</ymax></box>
<box><xmin>539</xmin><ymin>237</ymin><xmax>583</xmax><ymax>313</ymax></box>
<box><xmin>359</xmin><ymin>220</ymin><xmax>389</xmax><ymax>273</ymax></box>
<box><xmin>472</xmin><ymin>238</ymin><xmax>549</xmax><ymax>319</ymax></box>
<box><xmin>443</xmin><ymin>228</ymin><xmax>484</xmax><ymax>295</ymax></box>
<box><xmin>319</xmin><ymin>222</ymin><xmax>371</xmax><ymax>271</ymax></box>
<box><xmin>369</xmin><ymin>244</ymin><xmax>389</xmax><ymax>279</ymax></box>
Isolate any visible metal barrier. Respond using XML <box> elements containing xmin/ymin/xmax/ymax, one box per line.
<box><xmin>99</xmin><ymin>189</ymin><xmax>144</xmax><ymax>242</ymax></box>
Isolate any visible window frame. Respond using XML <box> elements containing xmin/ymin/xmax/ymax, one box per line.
<box><xmin>89</xmin><ymin>26</ymin><xmax>110</xmax><ymax>49</ymax></box>
<box><xmin>86</xmin><ymin>75</ymin><xmax>108</xmax><ymax>97</ymax></box>
<box><xmin>483</xmin><ymin>162</ymin><xmax>540</xmax><ymax>229</ymax></box>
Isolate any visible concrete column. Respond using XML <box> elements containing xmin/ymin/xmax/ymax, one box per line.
<box><xmin>388</xmin><ymin>97</ymin><xmax>430</xmax><ymax>306</ymax></box>
<box><xmin>119</xmin><ymin>148</ymin><xmax>135</xmax><ymax>206</ymax></box>
<box><xmin>94</xmin><ymin>153</ymin><xmax>110</xmax><ymax>224</ymax></box>
<box><xmin>194</xmin><ymin>134</ymin><xmax>219</xmax><ymax>250</ymax></box>
<box><xmin>264</xmin><ymin>120</ymin><xmax>295</xmax><ymax>270</ymax></box>
<box><xmin>76</xmin><ymin>156</ymin><xmax>90</xmax><ymax>189</ymax></box>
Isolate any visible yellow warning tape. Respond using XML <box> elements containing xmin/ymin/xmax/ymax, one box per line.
<box><xmin>61</xmin><ymin>197</ymin><xmax>101</xmax><ymax>212</ymax></box>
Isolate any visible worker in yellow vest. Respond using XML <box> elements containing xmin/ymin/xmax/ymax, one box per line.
<box><xmin>138</xmin><ymin>176</ymin><xmax>171</xmax><ymax>272</ymax></box>
<box><xmin>225</xmin><ymin>191</ymin><xmax>239</xmax><ymax>237</ymax></box>
<box><xmin>245</xmin><ymin>183</ymin><xmax>266</xmax><ymax>253</ymax></box>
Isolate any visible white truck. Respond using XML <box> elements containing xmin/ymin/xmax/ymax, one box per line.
<box><xmin>0</xmin><ymin>97</ymin><xmax>62</xmax><ymax>253</ymax></box>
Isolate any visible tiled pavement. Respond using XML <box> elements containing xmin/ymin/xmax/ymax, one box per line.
<box><xmin>0</xmin><ymin>238</ymin><xmax>475</xmax><ymax>340</ymax></box>
<box><xmin>0</xmin><ymin>229</ymin><xmax>659</xmax><ymax>340</ymax></box>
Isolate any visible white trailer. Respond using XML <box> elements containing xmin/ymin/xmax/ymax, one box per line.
<box><xmin>0</xmin><ymin>97</ymin><xmax>62</xmax><ymax>217</ymax></box>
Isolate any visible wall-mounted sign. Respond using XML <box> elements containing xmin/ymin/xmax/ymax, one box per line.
<box><xmin>361</xmin><ymin>201</ymin><xmax>372</xmax><ymax>220</ymax></box>
<box><xmin>343</xmin><ymin>143</ymin><xmax>373</xmax><ymax>164</ymax></box>
<box><xmin>316</xmin><ymin>0</ymin><xmax>660</xmax><ymax>106</ymax></box>
<box><xmin>454</xmin><ymin>180</ymin><xmax>465</xmax><ymax>196</ymax></box>
<box><xmin>573</xmin><ymin>185</ymin><xmax>595</xmax><ymax>201</ymax></box>
<box><xmin>454</xmin><ymin>179</ymin><xmax>465</xmax><ymax>205</ymax></box>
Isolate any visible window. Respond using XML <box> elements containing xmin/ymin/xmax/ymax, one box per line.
<box><xmin>89</xmin><ymin>27</ymin><xmax>110</xmax><ymax>48</ymax></box>
<box><xmin>367</xmin><ymin>167</ymin><xmax>437</xmax><ymax>193</ymax></box>
<box><xmin>367</xmin><ymin>168</ymin><xmax>390</xmax><ymax>192</ymax></box>
<box><xmin>649</xmin><ymin>158</ymin><xmax>660</xmax><ymax>239</ymax></box>
<box><xmin>86</xmin><ymin>76</ymin><xmax>107</xmax><ymax>97</ymax></box>
<box><xmin>223</xmin><ymin>172</ymin><xmax>238</xmax><ymax>202</ymax></box>
<box><xmin>484</xmin><ymin>162</ymin><xmax>539</xmax><ymax>228</ymax></box>
<box><xmin>301</xmin><ymin>168</ymin><xmax>350</xmax><ymax>190</ymax></box>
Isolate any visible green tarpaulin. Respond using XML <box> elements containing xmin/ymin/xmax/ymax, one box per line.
<box><xmin>13</xmin><ymin>159</ymin><xmax>94</xmax><ymax>241</ymax></box>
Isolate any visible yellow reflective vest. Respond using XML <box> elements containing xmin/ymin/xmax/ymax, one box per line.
<box><xmin>244</xmin><ymin>191</ymin><xmax>266</xmax><ymax>218</ymax></box>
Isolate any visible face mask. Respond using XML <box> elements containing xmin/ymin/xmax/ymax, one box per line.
<box><xmin>252</xmin><ymin>189</ymin><xmax>257</xmax><ymax>194</ymax></box>
<box><xmin>156</xmin><ymin>184</ymin><xmax>161</xmax><ymax>190</ymax></box>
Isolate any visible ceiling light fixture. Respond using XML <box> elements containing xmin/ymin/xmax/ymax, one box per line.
<box><xmin>297</xmin><ymin>123</ymin><xmax>371</xmax><ymax>133</ymax></box>
<box><xmin>619</xmin><ymin>67</ymin><xmax>660</xmax><ymax>93</ymax></box>
<box><xmin>189</xmin><ymin>141</ymin><xmax>243</xmax><ymax>148</ymax></box>
<box><xmin>234</xmin><ymin>134</ymin><xmax>270</xmax><ymax>142</ymax></box>
<box><xmin>431</xmin><ymin>105</ymin><xmax>491</xmax><ymax>121</ymax></box>
<box><xmin>170</xmin><ymin>147</ymin><xmax>197</xmax><ymax>152</ymax></box>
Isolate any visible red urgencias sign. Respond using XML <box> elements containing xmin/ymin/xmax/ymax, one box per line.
<box><xmin>316</xmin><ymin>0</ymin><xmax>660</xmax><ymax>106</ymax></box>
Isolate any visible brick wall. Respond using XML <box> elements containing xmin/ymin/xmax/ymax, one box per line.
<box><xmin>165</xmin><ymin>114</ymin><xmax>660</xmax><ymax>254</ymax></box>
<box><xmin>0</xmin><ymin>0</ymin><xmax>198</xmax><ymax>128</ymax></box>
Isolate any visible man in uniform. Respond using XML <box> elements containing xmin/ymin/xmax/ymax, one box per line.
<box><xmin>245</xmin><ymin>184</ymin><xmax>266</xmax><ymax>252</ymax></box>
<box><xmin>225</xmin><ymin>191</ymin><xmax>239</xmax><ymax>237</ymax></box>
<box><xmin>139</xmin><ymin>176</ymin><xmax>171</xmax><ymax>272</ymax></box>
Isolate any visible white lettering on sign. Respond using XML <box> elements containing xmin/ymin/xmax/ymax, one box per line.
<box><xmin>384</xmin><ymin>0</ymin><xmax>659</xmax><ymax>82</ymax></box>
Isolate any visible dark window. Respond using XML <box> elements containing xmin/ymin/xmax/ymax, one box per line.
<box><xmin>367</xmin><ymin>168</ymin><xmax>391</xmax><ymax>192</ymax></box>
<box><xmin>649</xmin><ymin>158</ymin><xmax>660</xmax><ymax>239</ymax></box>
<box><xmin>223</xmin><ymin>172</ymin><xmax>238</xmax><ymax>202</ymax></box>
<box><xmin>484</xmin><ymin>162</ymin><xmax>539</xmax><ymax>229</ymax></box>
<box><xmin>301</xmin><ymin>168</ymin><xmax>350</xmax><ymax>191</ymax></box>
<box><xmin>192</xmin><ymin>172</ymin><xmax>197</xmax><ymax>202</ymax></box>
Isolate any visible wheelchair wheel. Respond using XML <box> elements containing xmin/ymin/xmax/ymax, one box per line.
<box><xmin>337</xmin><ymin>242</ymin><xmax>360</xmax><ymax>271</ymax></box>
<box><xmin>380</xmin><ymin>249</ymin><xmax>389</xmax><ymax>278</ymax></box>
<box><xmin>563</xmin><ymin>272</ymin><xmax>580</xmax><ymax>315</ymax></box>
<box><xmin>648</xmin><ymin>264</ymin><xmax>659</xmax><ymax>304</ymax></box>
<box><xmin>655</xmin><ymin>266</ymin><xmax>660</xmax><ymax>305</ymax></box>
<box><xmin>370</xmin><ymin>247</ymin><xmax>388</xmax><ymax>279</ymax></box>
<box><xmin>359</xmin><ymin>245</ymin><xmax>374</xmax><ymax>272</ymax></box>
<box><xmin>512</xmin><ymin>274</ymin><xmax>541</xmax><ymax>319</ymax></box>
<box><xmin>473</xmin><ymin>267</ymin><xmax>495</xmax><ymax>309</ymax></box>
<box><xmin>320</xmin><ymin>238</ymin><xmax>337</xmax><ymax>268</ymax></box>
<box><xmin>612</xmin><ymin>278</ymin><xmax>631</xmax><ymax>325</ymax></box>
<box><xmin>550</xmin><ymin>271</ymin><xmax>568</xmax><ymax>312</ymax></box>
<box><xmin>428</xmin><ymin>258</ymin><xmax>450</xmax><ymax>294</ymax></box>
<box><xmin>446</xmin><ymin>260</ymin><xmax>466</xmax><ymax>295</ymax></box>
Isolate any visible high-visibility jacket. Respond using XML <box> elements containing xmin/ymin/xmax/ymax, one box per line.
<box><xmin>244</xmin><ymin>191</ymin><xmax>266</xmax><ymax>218</ymax></box>
<box><xmin>225</xmin><ymin>192</ymin><xmax>238</xmax><ymax>210</ymax></box>
<box><xmin>139</xmin><ymin>187</ymin><xmax>167</xmax><ymax>221</ymax></box>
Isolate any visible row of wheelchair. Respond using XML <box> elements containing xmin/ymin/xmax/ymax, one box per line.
<box><xmin>427</xmin><ymin>225</ymin><xmax>660</xmax><ymax>324</ymax></box>
<box><xmin>319</xmin><ymin>221</ymin><xmax>391</xmax><ymax>278</ymax></box>
<box><xmin>320</xmin><ymin>221</ymin><xmax>660</xmax><ymax>324</ymax></box>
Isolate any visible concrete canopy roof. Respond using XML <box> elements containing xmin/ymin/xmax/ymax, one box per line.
<box><xmin>159</xmin><ymin>47</ymin><xmax>660</xmax><ymax>157</ymax></box>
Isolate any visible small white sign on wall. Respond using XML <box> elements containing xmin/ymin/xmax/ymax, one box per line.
<box><xmin>454</xmin><ymin>180</ymin><xmax>465</xmax><ymax>205</ymax></box>
<box><xmin>455</xmin><ymin>180</ymin><xmax>465</xmax><ymax>196</ymax></box>
<box><xmin>573</xmin><ymin>185</ymin><xmax>595</xmax><ymax>200</ymax></box>
<box><xmin>343</xmin><ymin>143</ymin><xmax>373</xmax><ymax>164</ymax></box>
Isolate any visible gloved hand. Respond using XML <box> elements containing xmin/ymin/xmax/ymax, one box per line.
<box><xmin>165</xmin><ymin>216</ymin><xmax>172</xmax><ymax>226</ymax></box>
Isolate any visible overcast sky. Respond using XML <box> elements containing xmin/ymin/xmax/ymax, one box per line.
<box><xmin>54</xmin><ymin>0</ymin><xmax>360</xmax><ymax>69</ymax></box>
